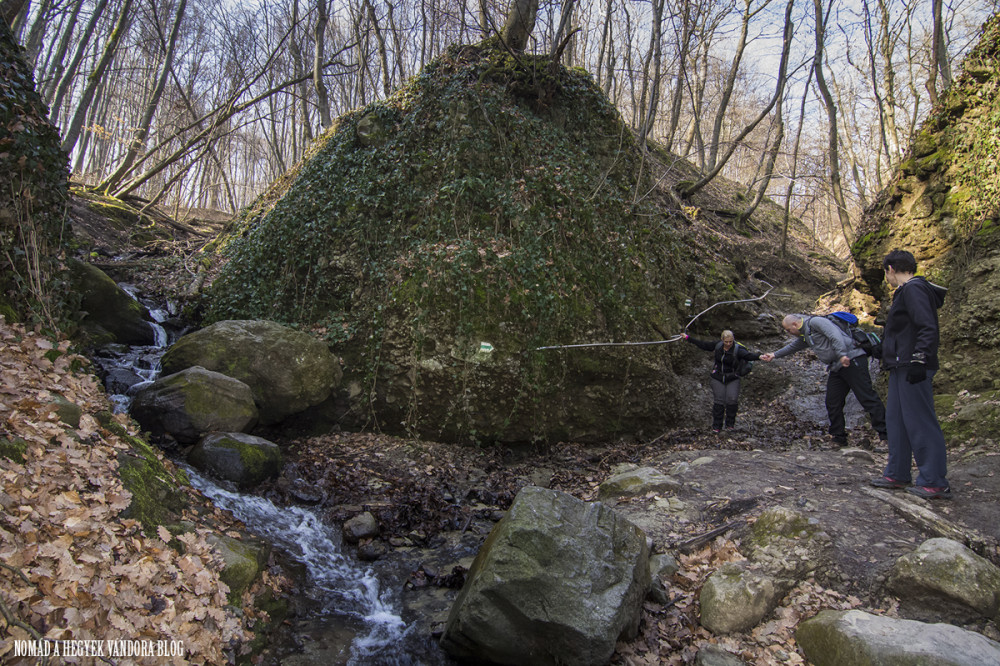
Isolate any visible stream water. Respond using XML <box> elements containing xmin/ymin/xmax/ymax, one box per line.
<box><xmin>94</xmin><ymin>284</ymin><xmax>428</xmax><ymax>665</ymax></box>
<box><xmin>186</xmin><ymin>469</ymin><xmax>414</xmax><ymax>665</ymax></box>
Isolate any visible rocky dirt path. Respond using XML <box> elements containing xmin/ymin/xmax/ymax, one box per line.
<box><xmin>256</xmin><ymin>353</ymin><xmax>1000</xmax><ymax>664</ymax></box>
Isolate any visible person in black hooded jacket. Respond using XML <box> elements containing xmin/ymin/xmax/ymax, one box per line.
<box><xmin>871</xmin><ymin>249</ymin><xmax>951</xmax><ymax>499</ymax></box>
<box><xmin>682</xmin><ymin>330</ymin><xmax>760</xmax><ymax>431</ymax></box>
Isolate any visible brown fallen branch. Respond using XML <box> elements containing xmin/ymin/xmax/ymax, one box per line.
<box><xmin>0</xmin><ymin>563</ymin><xmax>49</xmax><ymax>665</ymax></box>
<box><xmin>672</xmin><ymin>520</ymin><xmax>743</xmax><ymax>554</ymax></box>
<box><xmin>859</xmin><ymin>486</ymin><xmax>1000</xmax><ymax>566</ymax></box>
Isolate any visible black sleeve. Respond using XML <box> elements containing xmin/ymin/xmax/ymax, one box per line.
<box><xmin>686</xmin><ymin>336</ymin><xmax>718</xmax><ymax>352</ymax></box>
<box><xmin>738</xmin><ymin>347</ymin><xmax>761</xmax><ymax>362</ymax></box>
<box><xmin>903</xmin><ymin>283</ymin><xmax>938</xmax><ymax>363</ymax></box>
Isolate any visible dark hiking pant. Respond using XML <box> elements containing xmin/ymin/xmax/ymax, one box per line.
<box><xmin>826</xmin><ymin>357</ymin><xmax>887</xmax><ymax>441</ymax></box>
<box><xmin>884</xmin><ymin>368</ymin><xmax>949</xmax><ymax>488</ymax></box>
<box><xmin>710</xmin><ymin>378</ymin><xmax>740</xmax><ymax>429</ymax></box>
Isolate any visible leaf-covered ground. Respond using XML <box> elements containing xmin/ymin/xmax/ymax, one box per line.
<box><xmin>0</xmin><ymin>319</ymin><xmax>288</xmax><ymax>664</ymax></box>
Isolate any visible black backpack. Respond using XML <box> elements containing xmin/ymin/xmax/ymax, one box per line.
<box><xmin>826</xmin><ymin>311</ymin><xmax>883</xmax><ymax>359</ymax></box>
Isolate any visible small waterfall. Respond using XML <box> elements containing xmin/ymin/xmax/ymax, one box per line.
<box><xmin>95</xmin><ymin>284</ymin><xmax>435</xmax><ymax>663</ymax></box>
<box><xmin>95</xmin><ymin>284</ymin><xmax>177</xmax><ymax>412</ymax></box>
<box><xmin>186</xmin><ymin>469</ymin><xmax>414</xmax><ymax>664</ymax></box>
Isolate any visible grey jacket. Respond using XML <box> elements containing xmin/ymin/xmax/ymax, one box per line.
<box><xmin>773</xmin><ymin>315</ymin><xmax>865</xmax><ymax>372</ymax></box>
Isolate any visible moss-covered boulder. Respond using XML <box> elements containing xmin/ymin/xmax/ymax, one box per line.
<box><xmin>189</xmin><ymin>432</ymin><xmax>283</xmax><ymax>488</ymax></box>
<box><xmin>440</xmin><ymin>485</ymin><xmax>650</xmax><ymax>665</ymax></box>
<box><xmin>0</xmin><ymin>437</ymin><xmax>28</xmax><ymax>463</ymax></box>
<box><xmin>597</xmin><ymin>465</ymin><xmax>681</xmax><ymax>501</ymax></box>
<box><xmin>796</xmin><ymin>609</ymin><xmax>1000</xmax><ymax>666</ymax></box>
<box><xmin>106</xmin><ymin>420</ymin><xmax>190</xmax><ymax>534</ymax></box>
<box><xmin>205</xmin><ymin>532</ymin><xmax>271</xmax><ymax>603</ymax></box>
<box><xmin>744</xmin><ymin>505</ymin><xmax>832</xmax><ymax>583</ymax></box>
<box><xmin>66</xmin><ymin>258</ymin><xmax>156</xmax><ymax>346</ymax></box>
<box><xmin>46</xmin><ymin>394</ymin><xmax>83</xmax><ymax>428</ymax></box>
<box><xmin>935</xmin><ymin>390</ymin><xmax>1000</xmax><ymax>441</ymax></box>
<box><xmin>887</xmin><ymin>537</ymin><xmax>1000</xmax><ymax>621</ymax></box>
<box><xmin>852</xmin><ymin>15</ymin><xmax>1000</xmax><ymax>407</ymax></box>
<box><xmin>699</xmin><ymin>562</ymin><xmax>782</xmax><ymax>635</ymax></box>
<box><xmin>131</xmin><ymin>366</ymin><xmax>259</xmax><ymax>445</ymax></box>
<box><xmin>203</xmin><ymin>40</ymin><xmax>713</xmax><ymax>444</ymax></box>
<box><xmin>160</xmin><ymin>320</ymin><xmax>341</xmax><ymax>425</ymax></box>
<box><xmin>0</xmin><ymin>20</ymin><xmax>70</xmax><ymax>325</ymax></box>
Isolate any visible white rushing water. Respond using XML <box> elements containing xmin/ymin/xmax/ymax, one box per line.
<box><xmin>186</xmin><ymin>470</ymin><xmax>412</xmax><ymax>664</ymax></box>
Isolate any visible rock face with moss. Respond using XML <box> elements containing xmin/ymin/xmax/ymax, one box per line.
<box><xmin>0</xmin><ymin>20</ymin><xmax>69</xmax><ymax>323</ymax></box>
<box><xmin>852</xmin><ymin>15</ymin><xmax>1000</xmax><ymax>409</ymax></box>
<box><xmin>205</xmin><ymin>41</ymin><xmax>714</xmax><ymax>444</ymax></box>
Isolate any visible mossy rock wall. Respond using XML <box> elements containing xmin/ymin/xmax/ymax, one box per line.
<box><xmin>852</xmin><ymin>14</ymin><xmax>1000</xmax><ymax>402</ymax></box>
<box><xmin>0</xmin><ymin>21</ymin><xmax>70</xmax><ymax>324</ymax></box>
<box><xmin>205</xmin><ymin>41</ymin><xmax>705</xmax><ymax>444</ymax></box>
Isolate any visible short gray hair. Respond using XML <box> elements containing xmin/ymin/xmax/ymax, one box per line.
<box><xmin>782</xmin><ymin>314</ymin><xmax>805</xmax><ymax>328</ymax></box>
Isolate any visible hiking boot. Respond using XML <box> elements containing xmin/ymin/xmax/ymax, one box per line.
<box><xmin>830</xmin><ymin>435</ymin><xmax>848</xmax><ymax>448</ymax></box>
<box><xmin>905</xmin><ymin>485</ymin><xmax>952</xmax><ymax>500</ymax></box>
<box><xmin>870</xmin><ymin>476</ymin><xmax>908</xmax><ymax>490</ymax></box>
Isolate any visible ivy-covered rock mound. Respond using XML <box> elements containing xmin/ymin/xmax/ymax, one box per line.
<box><xmin>0</xmin><ymin>21</ymin><xmax>69</xmax><ymax>324</ymax></box>
<box><xmin>206</xmin><ymin>40</ymin><xmax>702</xmax><ymax>444</ymax></box>
<box><xmin>853</xmin><ymin>14</ymin><xmax>1000</xmax><ymax>401</ymax></box>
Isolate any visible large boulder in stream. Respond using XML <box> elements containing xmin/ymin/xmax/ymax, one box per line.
<box><xmin>189</xmin><ymin>432</ymin><xmax>282</xmax><ymax>488</ymax></box>
<box><xmin>439</xmin><ymin>485</ymin><xmax>650</xmax><ymax>665</ymax></box>
<box><xmin>66</xmin><ymin>259</ymin><xmax>155</xmax><ymax>346</ymax></box>
<box><xmin>131</xmin><ymin>366</ymin><xmax>258</xmax><ymax>444</ymax></box>
<box><xmin>201</xmin><ymin>40</ymin><xmax>839</xmax><ymax>444</ymax></box>
<box><xmin>160</xmin><ymin>319</ymin><xmax>342</xmax><ymax>424</ymax></box>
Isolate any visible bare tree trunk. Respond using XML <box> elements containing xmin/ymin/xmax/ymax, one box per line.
<box><xmin>926</xmin><ymin>0</ymin><xmax>952</xmax><ymax>104</ymax></box>
<box><xmin>812</xmin><ymin>0</ymin><xmax>854</xmax><ymax>248</ymax></box>
<box><xmin>637</xmin><ymin>0</ymin><xmax>663</xmax><ymax>142</ymax></box>
<box><xmin>501</xmin><ymin>0</ymin><xmax>537</xmax><ymax>51</ymax></box>
<box><xmin>289</xmin><ymin>0</ymin><xmax>314</xmax><ymax>147</ymax></box>
<box><xmin>664</xmin><ymin>2</ymin><xmax>693</xmax><ymax>151</ymax></box>
<box><xmin>1</xmin><ymin>0</ymin><xmax>27</xmax><ymax>32</ymax></box>
<box><xmin>49</xmin><ymin>0</ymin><xmax>110</xmax><ymax>126</ymax></box>
<box><xmin>39</xmin><ymin>0</ymin><xmax>84</xmax><ymax>101</ymax></box>
<box><xmin>781</xmin><ymin>66</ymin><xmax>815</xmax><ymax>257</ymax></box>
<box><xmin>314</xmin><ymin>0</ymin><xmax>332</xmax><ymax>127</ymax></box>
<box><xmin>114</xmin><ymin>62</ymin><xmax>324</xmax><ymax>197</ymax></box>
<box><xmin>387</xmin><ymin>1</ymin><xmax>405</xmax><ymax>83</ymax></box>
<box><xmin>165</xmin><ymin>65</ymin><xmax>239</xmax><ymax>212</ymax></box>
<box><xmin>21</xmin><ymin>0</ymin><xmax>52</xmax><ymax>66</ymax></box>
<box><xmin>550</xmin><ymin>0</ymin><xmax>576</xmax><ymax>64</ymax></box>
<box><xmin>62</xmin><ymin>0</ymin><xmax>134</xmax><ymax>155</ymax></box>
<box><xmin>738</xmin><ymin>2</ymin><xmax>794</xmax><ymax>229</ymax></box>
<box><xmin>677</xmin><ymin>0</ymin><xmax>792</xmax><ymax>200</ymax></box>
<box><xmin>364</xmin><ymin>0</ymin><xmax>392</xmax><ymax>97</ymax></box>
<box><xmin>877</xmin><ymin>0</ymin><xmax>901</xmax><ymax>160</ymax></box>
<box><xmin>100</xmin><ymin>0</ymin><xmax>187</xmax><ymax>193</ymax></box>
<box><xmin>706</xmin><ymin>0</ymin><xmax>765</xmax><ymax>172</ymax></box>
<box><xmin>595</xmin><ymin>0</ymin><xmax>613</xmax><ymax>92</ymax></box>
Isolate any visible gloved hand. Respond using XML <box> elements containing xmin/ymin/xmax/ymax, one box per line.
<box><xmin>906</xmin><ymin>363</ymin><xmax>927</xmax><ymax>384</ymax></box>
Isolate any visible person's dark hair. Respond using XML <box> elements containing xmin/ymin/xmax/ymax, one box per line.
<box><xmin>883</xmin><ymin>249</ymin><xmax>917</xmax><ymax>274</ymax></box>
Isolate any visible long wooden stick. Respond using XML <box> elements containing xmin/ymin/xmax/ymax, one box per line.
<box><xmin>860</xmin><ymin>486</ymin><xmax>1000</xmax><ymax>566</ymax></box>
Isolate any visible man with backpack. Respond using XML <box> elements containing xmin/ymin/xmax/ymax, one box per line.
<box><xmin>761</xmin><ymin>313</ymin><xmax>887</xmax><ymax>447</ymax></box>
